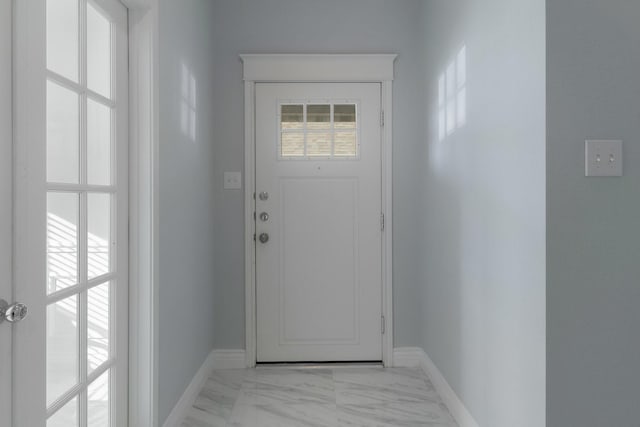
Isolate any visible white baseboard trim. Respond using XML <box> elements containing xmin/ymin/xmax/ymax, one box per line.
<box><xmin>162</xmin><ymin>349</ymin><xmax>247</xmax><ymax>427</ymax></box>
<box><xmin>162</xmin><ymin>350</ymin><xmax>217</xmax><ymax>427</ymax></box>
<box><xmin>393</xmin><ymin>347</ymin><xmax>480</xmax><ymax>427</ymax></box>
<box><xmin>211</xmin><ymin>349</ymin><xmax>247</xmax><ymax>370</ymax></box>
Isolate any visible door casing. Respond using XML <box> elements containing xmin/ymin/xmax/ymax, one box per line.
<box><xmin>240</xmin><ymin>54</ymin><xmax>397</xmax><ymax>367</ymax></box>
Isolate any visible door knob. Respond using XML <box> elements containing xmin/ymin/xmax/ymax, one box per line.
<box><xmin>259</xmin><ymin>212</ymin><xmax>269</xmax><ymax>222</ymax></box>
<box><xmin>259</xmin><ymin>233</ymin><xmax>269</xmax><ymax>244</ymax></box>
<box><xmin>0</xmin><ymin>299</ymin><xmax>28</xmax><ymax>324</ymax></box>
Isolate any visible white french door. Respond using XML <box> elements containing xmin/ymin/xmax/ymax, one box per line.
<box><xmin>255</xmin><ymin>82</ymin><xmax>383</xmax><ymax>362</ymax></box>
<box><xmin>13</xmin><ymin>0</ymin><xmax>128</xmax><ymax>426</ymax></box>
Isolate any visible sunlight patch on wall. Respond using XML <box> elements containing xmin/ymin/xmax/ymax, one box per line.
<box><xmin>438</xmin><ymin>45</ymin><xmax>466</xmax><ymax>141</ymax></box>
<box><xmin>181</xmin><ymin>62</ymin><xmax>197</xmax><ymax>142</ymax></box>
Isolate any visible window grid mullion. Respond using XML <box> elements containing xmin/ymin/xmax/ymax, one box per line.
<box><xmin>79</xmin><ymin>0</ymin><xmax>89</xmax><ymax>426</ymax></box>
<box><xmin>330</xmin><ymin>104</ymin><xmax>335</xmax><ymax>158</ymax></box>
<box><xmin>46</xmin><ymin>70</ymin><xmax>115</xmax><ymax>109</ymax></box>
<box><xmin>303</xmin><ymin>103</ymin><xmax>308</xmax><ymax>156</ymax></box>
<box><xmin>108</xmin><ymin>15</ymin><xmax>118</xmax><ymax>425</ymax></box>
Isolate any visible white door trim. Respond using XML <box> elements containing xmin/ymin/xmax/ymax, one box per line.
<box><xmin>241</xmin><ymin>54</ymin><xmax>396</xmax><ymax>368</ymax></box>
<box><xmin>123</xmin><ymin>0</ymin><xmax>160</xmax><ymax>426</ymax></box>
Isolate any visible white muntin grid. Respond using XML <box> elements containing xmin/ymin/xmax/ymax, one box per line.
<box><xmin>44</xmin><ymin>0</ymin><xmax>123</xmax><ymax>425</ymax></box>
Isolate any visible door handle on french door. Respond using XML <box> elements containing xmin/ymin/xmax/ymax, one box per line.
<box><xmin>0</xmin><ymin>299</ymin><xmax>28</xmax><ymax>324</ymax></box>
<box><xmin>259</xmin><ymin>233</ymin><xmax>269</xmax><ymax>244</ymax></box>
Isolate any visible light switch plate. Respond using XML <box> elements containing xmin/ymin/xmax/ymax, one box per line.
<box><xmin>224</xmin><ymin>171</ymin><xmax>242</xmax><ymax>189</ymax></box>
<box><xmin>585</xmin><ymin>140</ymin><xmax>623</xmax><ymax>177</ymax></box>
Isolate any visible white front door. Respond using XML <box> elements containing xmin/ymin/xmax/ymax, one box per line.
<box><xmin>12</xmin><ymin>0</ymin><xmax>129</xmax><ymax>425</ymax></box>
<box><xmin>255</xmin><ymin>82</ymin><xmax>383</xmax><ymax>362</ymax></box>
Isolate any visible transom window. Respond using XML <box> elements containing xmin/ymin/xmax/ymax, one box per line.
<box><xmin>279</xmin><ymin>102</ymin><xmax>359</xmax><ymax>159</ymax></box>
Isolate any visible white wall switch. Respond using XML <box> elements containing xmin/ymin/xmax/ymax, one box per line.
<box><xmin>223</xmin><ymin>171</ymin><xmax>242</xmax><ymax>189</ymax></box>
<box><xmin>585</xmin><ymin>140</ymin><xmax>623</xmax><ymax>177</ymax></box>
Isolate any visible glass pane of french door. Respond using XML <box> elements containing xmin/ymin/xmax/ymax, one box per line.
<box><xmin>43</xmin><ymin>0</ymin><xmax>127</xmax><ymax>425</ymax></box>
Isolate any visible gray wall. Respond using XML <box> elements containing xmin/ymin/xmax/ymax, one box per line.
<box><xmin>157</xmin><ymin>0</ymin><xmax>217</xmax><ymax>423</ymax></box>
<box><xmin>153</xmin><ymin>2</ymin><xmax>553</xmax><ymax>425</ymax></box>
<box><xmin>547</xmin><ymin>1</ymin><xmax>640</xmax><ymax>426</ymax></box>
<box><xmin>209</xmin><ymin>0</ymin><xmax>427</xmax><ymax>349</ymax></box>
<box><xmin>420</xmin><ymin>1</ymin><xmax>546</xmax><ymax>426</ymax></box>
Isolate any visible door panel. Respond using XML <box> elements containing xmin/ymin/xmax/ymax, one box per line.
<box><xmin>13</xmin><ymin>0</ymin><xmax>128</xmax><ymax>425</ymax></box>
<box><xmin>256</xmin><ymin>83</ymin><xmax>382</xmax><ymax>362</ymax></box>
<box><xmin>280</xmin><ymin>178</ymin><xmax>359</xmax><ymax>343</ymax></box>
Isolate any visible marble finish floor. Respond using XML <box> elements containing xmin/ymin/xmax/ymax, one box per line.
<box><xmin>180</xmin><ymin>366</ymin><xmax>458</xmax><ymax>427</ymax></box>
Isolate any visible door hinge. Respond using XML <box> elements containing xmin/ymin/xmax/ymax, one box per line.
<box><xmin>380</xmin><ymin>110</ymin><xmax>384</xmax><ymax>127</ymax></box>
<box><xmin>381</xmin><ymin>315</ymin><xmax>386</xmax><ymax>334</ymax></box>
<box><xmin>380</xmin><ymin>213</ymin><xmax>385</xmax><ymax>231</ymax></box>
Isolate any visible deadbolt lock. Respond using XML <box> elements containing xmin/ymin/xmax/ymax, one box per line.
<box><xmin>259</xmin><ymin>233</ymin><xmax>269</xmax><ymax>244</ymax></box>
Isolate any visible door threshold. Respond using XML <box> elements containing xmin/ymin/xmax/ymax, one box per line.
<box><xmin>256</xmin><ymin>361</ymin><xmax>383</xmax><ymax>369</ymax></box>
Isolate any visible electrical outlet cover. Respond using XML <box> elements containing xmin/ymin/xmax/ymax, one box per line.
<box><xmin>585</xmin><ymin>140</ymin><xmax>623</xmax><ymax>177</ymax></box>
<box><xmin>224</xmin><ymin>171</ymin><xmax>242</xmax><ymax>189</ymax></box>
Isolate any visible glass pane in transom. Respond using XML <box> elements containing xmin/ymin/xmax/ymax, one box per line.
<box><xmin>47</xmin><ymin>81</ymin><xmax>79</xmax><ymax>184</ymax></box>
<box><xmin>46</xmin><ymin>0</ymin><xmax>79</xmax><ymax>82</ymax></box>
<box><xmin>307</xmin><ymin>104</ymin><xmax>331</xmax><ymax>130</ymax></box>
<box><xmin>87</xmin><ymin>3</ymin><xmax>112</xmax><ymax>99</ymax></box>
<box><xmin>46</xmin><ymin>295</ymin><xmax>79</xmax><ymax>406</ymax></box>
<box><xmin>88</xmin><ymin>370</ymin><xmax>110</xmax><ymax>427</ymax></box>
<box><xmin>47</xmin><ymin>396</ymin><xmax>78</xmax><ymax>427</ymax></box>
<box><xmin>88</xmin><ymin>282</ymin><xmax>110</xmax><ymax>373</ymax></box>
<box><xmin>334</xmin><ymin>104</ymin><xmax>356</xmax><ymax>129</ymax></box>
<box><xmin>281</xmin><ymin>105</ymin><xmax>303</xmax><ymax>130</ymax></box>
<box><xmin>88</xmin><ymin>193</ymin><xmax>112</xmax><ymax>279</ymax></box>
<box><xmin>87</xmin><ymin>99</ymin><xmax>112</xmax><ymax>185</ymax></box>
<box><xmin>281</xmin><ymin>132</ymin><xmax>305</xmax><ymax>157</ymax></box>
<box><xmin>307</xmin><ymin>132</ymin><xmax>332</xmax><ymax>157</ymax></box>
<box><xmin>47</xmin><ymin>192</ymin><xmax>79</xmax><ymax>294</ymax></box>
<box><xmin>334</xmin><ymin>131</ymin><xmax>357</xmax><ymax>157</ymax></box>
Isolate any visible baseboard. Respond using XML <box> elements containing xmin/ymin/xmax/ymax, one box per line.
<box><xmin>211</xmin><ymin>349</ymin><xmax>247</xmax><ymax>369</ymax></box>
<box><xmin>162</xmin><ymin>349</ymin><xmax>247</xmax><ymax>427</ymax></box>
<box><xmin>162</xmin><ymin>349</ymin><xmax>217</xmax><ymax>427</ymax></box>
<box><xmin>393</xmin><ymin>347</ymin><xmax>480</xmax><ymax>427</ymax></box>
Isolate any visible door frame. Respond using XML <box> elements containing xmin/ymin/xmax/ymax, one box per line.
<box><xmin>240</xmin><ymin>54</ymin><xmax>397</xmax><ymax>368</ymax></box>
<box><xmin>124</xmin><ymin>0</ymin><xmax>160</xmax><ymax>426</ymax></box>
